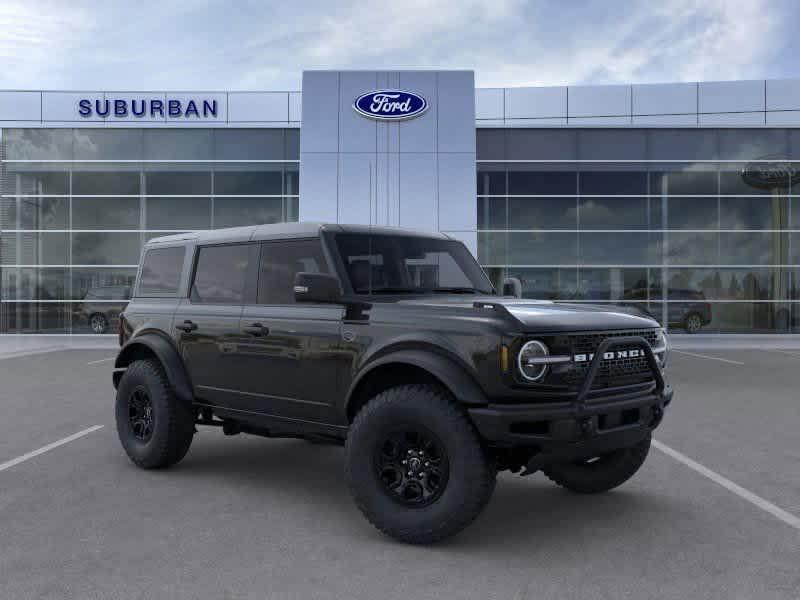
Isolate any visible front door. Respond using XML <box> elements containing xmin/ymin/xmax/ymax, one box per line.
<box><xmin>234</xmin><ymin>238</ymin><xmax>345</xmax><ymax>425</ymax></box>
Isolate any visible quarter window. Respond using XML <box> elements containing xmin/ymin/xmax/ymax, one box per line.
<box><xmin>138</xmin><ymin>247</ymin><xmax>185</xmax><ymax>296</ymax></box>
<box><xmin>191</xmin><ymin>244</ymin><xmax>252</xmax><ymax>304</ymax></box>
<box><xmin>257</xmin><ymin>239</ymin><xmax>328</xmax><ymax>304</ymax></box>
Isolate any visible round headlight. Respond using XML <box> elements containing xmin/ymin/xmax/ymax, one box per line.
<box><xmin>518</xmin><ymin>340</ymin><xmax>550</xmax><ymax>382</ymax></box>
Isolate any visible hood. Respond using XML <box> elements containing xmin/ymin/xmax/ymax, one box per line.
<box><xmin>397</xmin><ymin>296</ymin><xmax>659</xmax><ymax>332</ymax></box>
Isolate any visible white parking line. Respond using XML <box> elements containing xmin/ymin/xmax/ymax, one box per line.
<box><xmin>653</xmin><ymin>439</ymin><xmax>800</xmax><ymax>531</ymax></box>
<box><xmin>86</xmin><ymin>357</ymin><xmax>115</xmax><ymax>365</ymax></box>
<box><xmin>671</xmin><ymin>350</ymin><xmax>745</xmax><ymax>365</ymax></box>
<box><xmin>0</xmin><ymin>426</ymin><xmax>104</xmax><ymax>474</ymax></box>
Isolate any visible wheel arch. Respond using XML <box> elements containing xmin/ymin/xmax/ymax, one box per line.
<box><xmin>345</xmin><ymin>349</ymin><xmax>488</xmax><ymax>422</ymax></box>
<box><xmin>113</xmin><ymin>332</ymin><xmax>194</xmax><ymax>404</ymax></box>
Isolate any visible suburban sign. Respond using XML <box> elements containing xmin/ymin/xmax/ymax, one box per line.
<box><xmin>78</xmin><ymin>98</ymin><xmax>219</xmax><ymax>119</ymax></box>
<box><xmin>353</xmin><ymin>90</ymin><xmax>428</xmax><ymax>121</ymax></box>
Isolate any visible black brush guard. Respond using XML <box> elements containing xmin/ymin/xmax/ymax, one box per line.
<box><xmin>468</xmin><ymin>336</ymin><xmax>671</xmax><ymax>471</ymax></box>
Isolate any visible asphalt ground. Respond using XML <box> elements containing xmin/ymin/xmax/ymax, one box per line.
<box><xmin>0</xmin><ymin>348</ymin><xmax>798</xmax><ymax>600</ymax></box>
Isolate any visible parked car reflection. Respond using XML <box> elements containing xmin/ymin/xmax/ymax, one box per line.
<box><xmin>74</xmin><ymin>285</ymin><xmax>131</xmax><ymax>333</ymax></box>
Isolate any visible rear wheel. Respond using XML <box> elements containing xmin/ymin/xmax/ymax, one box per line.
<box><xmin>115</xmin><ymin>359</ymin><xmax>194</xmax><ymax>469</ymax></box>
<box><xmin>345</xmin><ymin>384</ymin><xmax>496</xmax><ymax>544</ymax></box>
<box><xmin>89</xmin><ymin>313</ymin><xmax>109</xmax><ymax>334</ymax></box>
<box><xmin>684</xmin><ymin>313</ymin><xmax>703</xmax><ymax>334</ymax></box>
<box><xmin>543</xmin><ymin>435</ymin><xmax>651</xmax><ymax>494</ymax></box>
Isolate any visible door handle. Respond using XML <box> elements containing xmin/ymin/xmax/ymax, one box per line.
<box><xmin>175</xmin><ymin>320</ymin><xmax>198</xmax><ymax>333</ymax></box>
<box><xmin>242</xmin><ymin>323</ymin><xmax>269</xmax><ymax>336</ymax></box>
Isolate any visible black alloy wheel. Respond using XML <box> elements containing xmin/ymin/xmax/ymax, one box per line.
<box><xmin>128</xmin><ymin>386</ymin><xmax>154</xmax><ymax>442</ymax></box>
<box><xmin>375</xmin><ymin>427</ymin><xmax>449</xmax><ymax>508</ymax></box>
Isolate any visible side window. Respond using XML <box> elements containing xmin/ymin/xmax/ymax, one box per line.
<box><xmin>191</xmin><ymin>244</ymin><xmax>251</xmax><ymax>304</ymax></box>
<box><xmin>258</xmin><ymin>239</ymin><xmax>328</xmax><ymax>304</ymax></box>
<box><xmin>138</xmin><ymin>246</ymin><xmax>185</xmax><ymax>296</ymax></box>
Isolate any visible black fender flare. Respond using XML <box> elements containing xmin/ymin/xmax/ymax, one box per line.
<box><xmin>113</xmin><ymin>333</ymin><xmax>194</xmax><ymax>404</ymax></box>
<box><xmin>345</xmin><ymin>349</ymin><xmax>488</xmax><ymax>417</ymax></box>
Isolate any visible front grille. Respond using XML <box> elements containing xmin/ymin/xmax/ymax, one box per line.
<box><xmin>564</xmin><ymin>329</ymin><xmax>659</xmax><ymax>389</ymax></box>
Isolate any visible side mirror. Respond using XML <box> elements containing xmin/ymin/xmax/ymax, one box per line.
<box><xmin>502</xmin><ymin>277</ymin><xmax>522</xmax><ymax>298</ymax></box>
<box><xmin>294</xmin><ymin>272</ymin><xmax>342</xmax><ymax>303</ymax></box>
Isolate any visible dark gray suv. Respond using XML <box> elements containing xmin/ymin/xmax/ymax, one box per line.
<box><xmin>114</xmin><ymin>222</ymin><xmax>673</xmax><ymax>544</ymax></box>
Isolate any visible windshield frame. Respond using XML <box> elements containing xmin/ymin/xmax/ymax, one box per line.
<box><xmin>323</xmin><ymin>231</ymin><xmax>495</xmax><ymax>297</ymax></box>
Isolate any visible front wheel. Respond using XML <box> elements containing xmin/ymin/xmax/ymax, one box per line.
<box><xmin>684</xmin><ymin>313</ymin><xmax>704</xmax><ymax>334</ymax></box>
<box><xmin>345</xmin><ymin>384</ymin><xmax>496</xmax><ymax>544</ymax></box>
<box><xmin>89</xmin><ymin>313</ymin><xmax>109</xmax><ymax>334</ymax></box>
<box><xmin>543</xmin><ymin>435</ymin><xmax>651</xmax><ymax>494</ymax></box>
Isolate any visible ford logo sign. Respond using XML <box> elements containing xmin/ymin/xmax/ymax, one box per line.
<box><xmin>353</xmin><ymin>90</ymin><xmax>428</xmax><ymax>121</ymax></box>
<box><xmin>742</xmin><ymin>155</ymin><xmax>800</xmax><ymax>190</ymax></box>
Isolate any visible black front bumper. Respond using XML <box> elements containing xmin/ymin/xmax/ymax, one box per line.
<box><xmin>468</xmin><ymin>335</ymin><xmax>673</xmax><ymax>461</ymax></box>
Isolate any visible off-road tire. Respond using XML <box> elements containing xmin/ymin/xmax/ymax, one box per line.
<box><xmin>345</xmin><ymin>384</ymin><xmax>496</xmax><ymax>544</ymax></box>
<box><xmin>543</xmin><ymin>434</ymin><xmax>651</xmax><ymax>494</ymax></box>
<box><xmin>684</xmin><ymin>313</ymin><xmax>703</xmax><ymax>334</ymax></box>
<box><xmin>115</xmin><ymin>359</ymin><xmax>194</xmax><ymax>469</ymax></box>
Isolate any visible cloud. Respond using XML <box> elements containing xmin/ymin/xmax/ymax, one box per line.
<box><xmin>0</xmin><ymin>0</ymin><xmax>792</xmax><ymax>90</ymax></box>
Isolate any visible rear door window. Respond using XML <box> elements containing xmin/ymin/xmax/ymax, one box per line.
<box><xmin>191</xmin><ymin>244</ymin><xmax>253</xmax><ymax>304</ymax></box>
<box><xmin>138</xmin><ymin>246</ymin><xmax>186</xmax><ymax>296</ymax></box>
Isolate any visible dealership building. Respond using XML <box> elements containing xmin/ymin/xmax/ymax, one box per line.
<box><xmin>1</xmin><ymin>70</ymin><xmax>800</xmax><ymax>335</ymax></box>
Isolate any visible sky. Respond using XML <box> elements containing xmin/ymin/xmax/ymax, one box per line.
<box><xmin>0</xmin><ymin>0</ymin><xmax>797</xmax><ymax>91</ymax></box>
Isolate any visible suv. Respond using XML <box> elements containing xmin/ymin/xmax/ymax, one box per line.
<box><xmin>75</xmin><ymin>285</ymin><xmax>131</xmax><ymax>333</ymax></box>
<box><xmin>113</xmin><ymin>223</ymin><xmax>673</xmax><ymax>544</ymax></box>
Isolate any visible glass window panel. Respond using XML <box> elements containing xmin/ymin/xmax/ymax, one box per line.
<box><xmin>478</xmin><ymin>231</ymin><xmax>507</xmax><ymax>265</ymax></box>
<box><xmin>72</xmin><ymin>171</ymin><xmax>140</xmax><ymax>195</ymax></box>
<box><xmin>18</xmin><ymin>197</ymin><xmax>69</xmax><ymax>229</ymax></box>
<box><xmin>647</xmin><ymin>130</ymin><xmax>718</xmax><ymax>161</ymax></box>
<box><xmin>579</xmin><ymin>171</ymin><xmax>647</xmax><ymax>195</ymax></box>
<box><xmin>2</xmin><ymin>129</ymin><xmax>73</xmax><ymax>160</ymax></box>
<box><xmin>73</xmin><ymin>129</ymin><xmax>143</xmax><ymax>160</ymax></box>
<box><xmin>667</xmin><ymin>232</ymin><xmax>718</xmax><ymax>265</ymax></box>
<box><xmin>666</xmin><ymin>300</ymin><xmax>714</xmax><ymax>333</ymax></box>
<box><xmin>476</xmin><ymin>129</ymin><xmax>505</xmax><ymax>160</ymax></box>
<box><xmin>143</xmin><ymin>129</ymin><xmax>213</xmax><ymax>160</ymax></box>
<box><xmin>650</xmin><ymin>170</ymin><xmax>719</xmax><ymax>230</ymax></box>
<box><xmin>72</xmin><ymin>233</ymin><xmax>142</xmax><ymax>265</ymax></box>
<box><xmin>191</xmin><ymin>243</ymin><xmax>251</xmax><ymax>304</ymax></box>
<box><xmin>213</xmin><ymin>198</ymin><xmax>283</xmax><ymax>228</ymax></box>
<box><xmin>1</xmin><ymin>302</ymin><xmax>71</xmax><ymax>333</ymax></box>
<box><xmin>711</xmin><ymin>303</ymin><xmax>792</xmax><ymax>333</ymax></box>
<box><xmin>477</xmin><ymin>197</ymin><xmax>507</xmax><ymax>230</ymax></box>
<box><xmin>506</xmin><ymin>130</ymin><xmax>576</xmax><ymax>160</ymax></box>
<box><xmin>579</xmin><ymin>232</ymin><xmax>661</xmax><ymax>265</ymax></box>
<box><xmin>667</xmin><ymin>268</ymin><xmax>717</xmax><ymax>300</ymax></box>
<box><xmin>1</xmin><ymin>267</ymin><xmax>68</xmax><ymax>300</ymax></box>
<box><xmin>508</xmin><ymin>170</ymin><xmax>575</xmax><ymax>195</ymax></box>
<box><xmin>146</xmin><ymin>197</ymin><xmax>211</xmax><ymax>229</ymax></box>
<box><xmin>146</xmin><ymin>171</ymin><xmax>211</xmax><ymax>195</ymax></box>
<box><xmin>285</xmin><ymin>196</ymin><xmax>299</xmax><ymax>222</ymax></box>
<box><xmin>214</xmin><ymin>171</ymin><xmax>282</xmax><ymax>195</ymax></box>
<box><xmin>507</xmin><ymin>267</ymin><xmax>578</xmax><ymax>300</ymax></box>
<box><xmin>719</xmin><ymin>232</ymin><xmax>788</xmax><ymax>265</ymax></box>
<box><xmin>1</xmin><ymin>232</ymin><xmax>70</xmax><ymax>265</ymax></box>
<box><xmin>73</xmin><ymin>197</ymin><xmax>140</xmax><ymax>229</ymax></box>
<box><xmin>716</xmin><ymin>268</ymin><xmax>788</xmax><ymax>300</ymax></box>
<box><xmin>578</xmin><ymin>268</ymin><xmax>649</xmax><ymax>301</ymax></box>
<box><xmin>213</xmin><ymin>129</ymin><xmax>285</xmax><ymax>160</ymax></box>
<box><xmin>257</xmin><ymin>239</ymin><xmax>329</xmax><ymax>304</ymax></box>
<box><xmin>138</xmin><ymin>247</ymin><xmax>185</xmax><ymax>296</ymax></box>
<box><xmin>577</xmin><ymin>130</ymin><xmax>646</xmax><ymax>160</ymax></box>
<box><xmin>718</xmin><ymin>129</ymin><xmax>790</xmax><ymax>161</ymax></box>
<box><xmin>285</xmin><ymin>129</ymin><xmax>300</xmax><ymax>159</ymax></box>
<box><xmin>508</xmin><ymin>232</ymin><xmax>577</xmax><ymax>265</ymax></box>
<box><xmin>7</xmin><ymin>171</ymin><xmax>69</xmax><ymax>195</ymax></box>
<box><xmin>578</xmin><ymin>197</ymin><xmax>648</xmax><ymax>229</ymax></box>
<box><xmin>476</xmin><ymin>170</ymin><xmax>505</xmax><ymax>196</ymax></box>
<box><xmin>72</xmin><ymin>268</ymin><xmax>136</xmax><ymax>300</ymax></box>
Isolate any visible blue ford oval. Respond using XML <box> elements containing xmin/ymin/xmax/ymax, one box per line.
<box><xmin>353</xmin><ymin>90</ymin><xmax>428</xmax><ymax>120</ymax></box>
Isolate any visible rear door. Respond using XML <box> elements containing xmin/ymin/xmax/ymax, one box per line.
<box><xmin>174</xmin><ymin>242</ymin><xmax>259</xmax><ymax>408</ymax></box>
<box><xmin>236</xmin><ymin>238</ymin><xmax>345</xmax><ymax>424</ymax></box>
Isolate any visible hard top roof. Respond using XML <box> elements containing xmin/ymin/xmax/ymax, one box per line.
<box><xmin>145</xmin><ymin>222</ymin><xmax>452</xmax><ymax>246</ymax></box>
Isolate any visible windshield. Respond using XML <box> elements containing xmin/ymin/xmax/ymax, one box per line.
<box><xmin>333</xmin><ymin>233</ymin><xmax>495</xmax><ymax>295</ymax></box>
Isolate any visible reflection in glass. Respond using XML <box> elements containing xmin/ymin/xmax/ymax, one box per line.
<box><xmin>72</xmin><ymin>233</ymin><xmax>142</xmax><ymax>265</ymax></box>
<box><xmin>73</xmin><ymin>197</ymin><xmax>140</xmax><ymax>229</ymax></box>
<box><xmin>213</xmin><ymin>198</ymin><xmax>282</xmax><ymax>228</ymax></box>
<box><xmin>507</xmin><ymin>268</ymin><xmax>578</xmax><ymax>300</ymax></box>
<box><xmin>146</xmin><ymin>197</ymin><xmax>211</xmax><ymax>229</ymax></box>
<box><xmin>578</xmin><ymin>268</ymin><xmax>649</xmax><ymax>301</ymax></box>
<box><xmin>508</xmin><ymin>232</ymin><xmax>577</xmax><ymax>265</ymax></box>
<box><xmin>579</xmin><ymin>233</ymin><xmax>661</xmax><ymax>265</ymax></box>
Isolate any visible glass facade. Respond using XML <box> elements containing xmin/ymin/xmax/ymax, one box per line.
<box><xmin>0</xmin><ymin>128</ymin><xmax>299</xmax><ymax>333</ymax></box>
<box><xmin>477</xmin><ymin>128</ymin><xmax>800</xmax><ymax>333</ymax></box>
